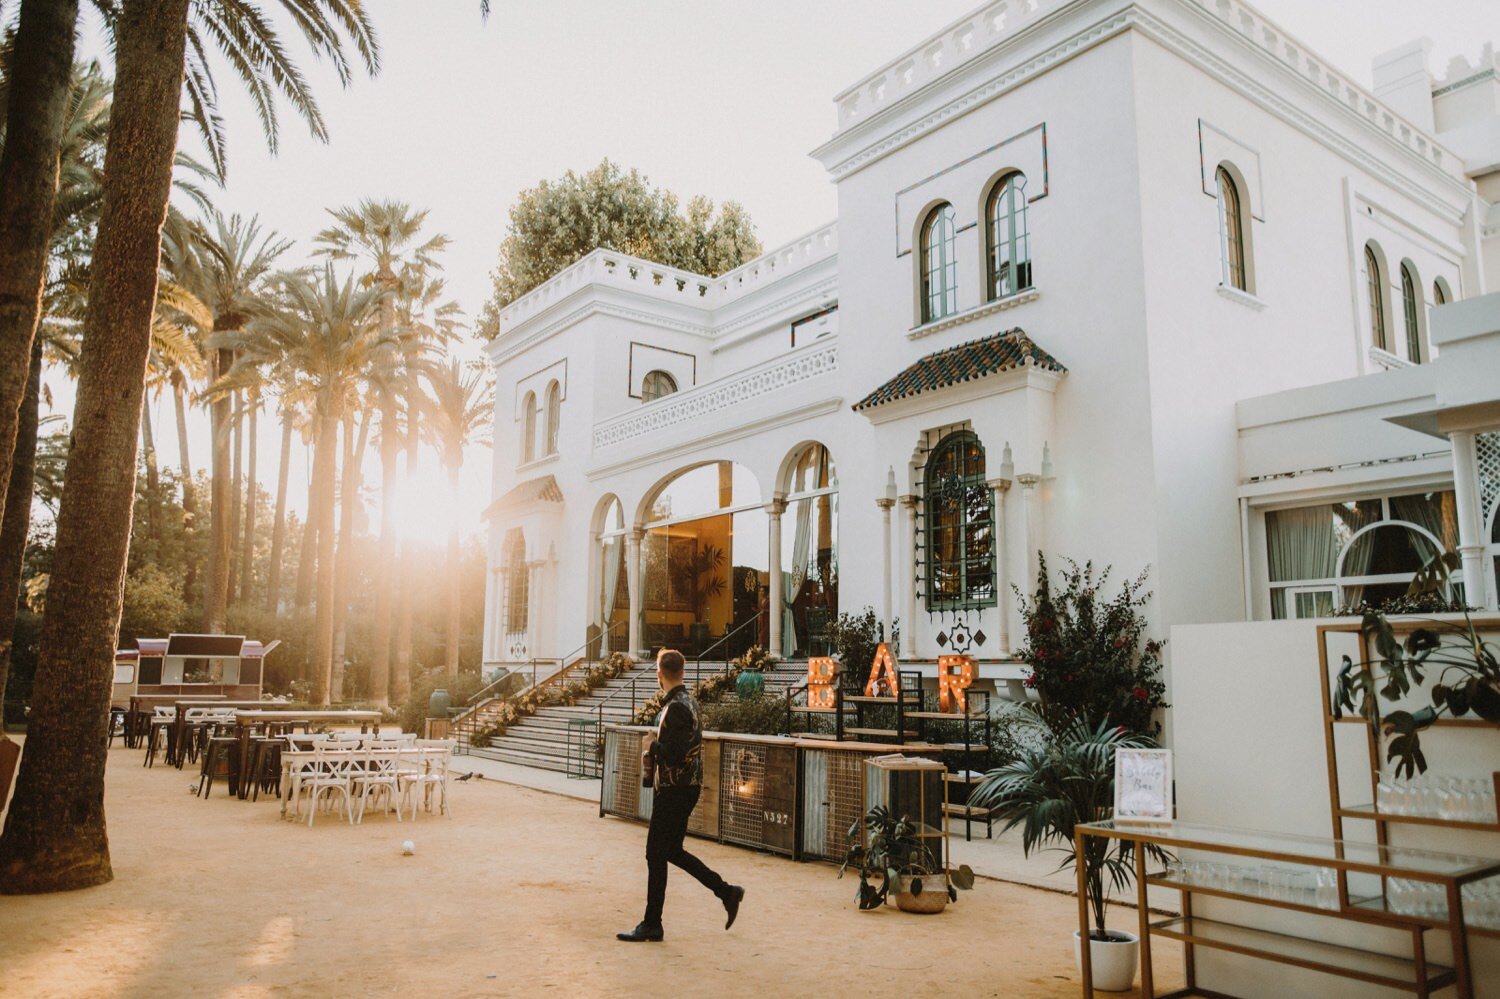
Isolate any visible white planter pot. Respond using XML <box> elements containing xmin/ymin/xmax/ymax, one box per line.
<box><xmin>1073</xmin><ymin>929</ymin><xmax>1139</xmax><ymax>992</ymax></box>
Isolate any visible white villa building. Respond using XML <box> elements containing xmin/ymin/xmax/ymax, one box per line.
<box><xmin>481</xmin><ymin>0</ymin><xmax>1500</xmax><ymax>693</ymax></box>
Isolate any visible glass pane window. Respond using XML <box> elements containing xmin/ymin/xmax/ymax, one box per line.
<box><xmin>987</xmin><ymin>173</ymin><xmax>1031</xmax><ymax>299</ymax></box>
<box><xmin>1401</xmin><ymin>264</ymin><xmax>1423</xmax><ymax>363</ymax></box>
<box><xmin>923</xmin><ymin>431</ymin><xmax>995</xmax><ymax>609</ymax></box>
<box><xmin>1366</xmin><ymin>244</ymin><xmax>1388</xmax><ymax>352</ymax></box>
<box><xmin>1216</xmin><ymin>167</ymin><xmax>1247</xmax><ymax>291</ymax></box>
<box><xmin>641</xmin><ymin>370</ymin><xmax>677</xmax><ymax>403</ymax></box>
<box><xmin>545</xmin><ymin>383</ymin><xmax>561</xmax><ymax>453</ymax></box>
<box><xmin>920</xmin><ymin>204</ymin><xmax>958</xmax><ymax>323</ymax></box>
<box><xmin>521</xmin><ymin>392</ymin><xmax>537</xmax><ymax>463</ymax></box>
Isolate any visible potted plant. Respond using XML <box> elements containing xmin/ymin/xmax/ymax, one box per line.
<box><xmin>1333</xmin><ymin>550</ymin><xmax>1500</xmax><ymax>778</ymax></box>
<box><xmin>838</xmin><ymin>804</ymin><xmax>975</xmax><ymax>914</ymax></box>
<box><xmin>971</xmin><ymin>714</ymin><xmax>1167</xmax><ymax>991</ymax></box>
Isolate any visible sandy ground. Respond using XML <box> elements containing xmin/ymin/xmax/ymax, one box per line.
<box><xmin>0</xmin><ymin>741</ymin><xmax>1182</xmax><ymax>998</ymax></box>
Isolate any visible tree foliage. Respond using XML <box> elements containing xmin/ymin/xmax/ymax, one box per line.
<box><xmin>479</xmin><ymin>159</ymin><xmax>761</xmax><ymax>335</ymax></box>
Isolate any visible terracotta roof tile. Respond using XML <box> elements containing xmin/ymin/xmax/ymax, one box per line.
<box><xmin>852</xmin><ymin>327</ymin><xmax>1066</xmax><ymax>411</ymax></box>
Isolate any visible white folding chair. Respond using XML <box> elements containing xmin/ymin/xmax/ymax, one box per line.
<box><xmin>304</xmin><ymin>746</ymin><xmax>355</xmax><ymax>827</ymax></box>
<box><xmin>352</xmin><ymin>743</ymin><xmax>406</xmax><ymax>823</ymax></box>
<box><xmin>401</xmin><ymin>740</ymin><xmax>456</xmax><ymax>818</ymax></box>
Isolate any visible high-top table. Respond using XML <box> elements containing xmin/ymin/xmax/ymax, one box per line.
<box><xmin>169</xmin><ymin>700</ymin><xmax>304</xmax><ymax>768</ymax></box>
<box><xmin>126</xmin><ymin>694</ymin><xmax>224</xmax><ymax>748</ymax></box>
<box><xmin>231</xmin><ymin>710</ymin><xmax>382</xmax><ymax>799</ymax></box>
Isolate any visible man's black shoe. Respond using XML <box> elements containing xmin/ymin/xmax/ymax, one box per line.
<box><xmin>723</xmin><ymin>885</ymin><xmax>745</xmax><ymax>930</ymax></box>
<box><xmin>616</xmin><ymin>922</ymin><xmax>664</xmax><ymax>942</ymax></box>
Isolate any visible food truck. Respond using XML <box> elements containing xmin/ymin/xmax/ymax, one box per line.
<box><xmin>111</xmin><ymin>634</ymin><xmax>280</xmax><ymax>708</ymax></box>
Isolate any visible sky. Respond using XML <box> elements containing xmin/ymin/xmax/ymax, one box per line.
<box><xmin>50</xmin><ymin>0</ymin><xmax>1498</xmax><ymax>542</ymax></box>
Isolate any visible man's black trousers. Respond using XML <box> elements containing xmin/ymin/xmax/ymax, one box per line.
<box><xmin>644</xmin><ymin>785</ymin><xmax>728</xmax><ymax>927</ymax></box>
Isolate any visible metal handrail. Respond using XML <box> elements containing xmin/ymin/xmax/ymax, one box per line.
<box><xmin>691</xmin><ymin>609</ymin><xmax>764</xmax><ymax>687</ymax></box>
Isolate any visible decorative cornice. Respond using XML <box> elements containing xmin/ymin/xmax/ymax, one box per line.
<box><xmin>592</xmin><ymin>341</ymin><xmax>839</xmax><ymax>450</ymax></box>
<box><xmin>908</xmin><ymin>288</ymin><xmax>1040</xmax><ymax>340</ymax></box>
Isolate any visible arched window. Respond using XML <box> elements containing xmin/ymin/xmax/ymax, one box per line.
<box><xmin>597</xmin><ymin>497</ymin><xmax>628</xmax><ymax>648</ymax></box>
<box><xmin>641</xmin><ymin>370</ymin><xmax>677</xmax><ymax>403</ymax></box>
<box><xmin>1400</xmin><ymin>262</ymin><xmax>1423</xmax><ymax>363</ymax></box>
<box><xmin>501</xmin><ymin>529</ymin><xmax>529</xmax><ymax>655</ymax></box>
<box><xmin>1216</xmin><ymin>166</ymin><xmax>1248</xmax><ymax>291</ymax></box>
<box><xmin>521</xmin><ymin>391</ymin><xmax>537</xmax><ymax>463</ymax></box>
<box><xmin>544</xmin><ymin>381</ymin><xmax>561</xmax><ymax>454</ymax></box>
<box><xmin>986</xmin><ymin>173</ymin><xmax>1031</xmax><ymax>300</ymax></box>
<box><xmin>1433</xmin><ymin>279</ymin><xmax>1449</xmax><ymax>307</ymax></box>
<box><xmin>1365</xmin><ymin>243</ymin><xmax>1388</xmax><ymax>352</ymax></box>
<box><xmin>920</xmin><ymin>203</ymin><xmax>958</xmax><ymax>323</ymax></box>
<box><xmin>922</xmin><ymin>430</ymin><xmax>995</xmax><ymax>609</ymax></box>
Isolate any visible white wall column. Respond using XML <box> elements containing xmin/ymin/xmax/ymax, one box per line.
<box><xmin>1018</xmin><ymin>474</ymin><xmax>1041</xmax><ymax>592</ymax></box>
<box><xmin>877</xmin><ymin>493</ymin><xmax>895</xmax><ymax>642</ymax></box>
<box><xmin>525</xmin><ymin>560</ymin><xmax>542</xmax><ymax>661</ymax></box>
<box><xmin>899</xmin><ymin>494</ymin><xmax>918</xmax><ymax>660</ymax></box>
<box><xmin>1451</xmin><ymin>430</ymin><xmax>1494</xmax><ymax>608</ymax></box>
<box><xmin>767</xmin><ymin>497</ymin><xmax>786</xmax><ymax>659</ymax></box>
<box><xmin>988</xmin><ymin>478</ymin><xmax>1013</xmax><ymax>656</ymax></box>
<box><xmin>626</xmin><ymin>528</ymin><xmax>644</xmax><ymax>656</ymax></box>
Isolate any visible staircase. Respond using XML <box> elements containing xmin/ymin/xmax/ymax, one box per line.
<box><xmin>465</xmin><ymin>661</ymin><xmax>809</xmax><ymax>775</ymax></box>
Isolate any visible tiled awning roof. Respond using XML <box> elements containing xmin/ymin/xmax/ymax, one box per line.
<box><xmin>483</xmin><ymin>474</ymin><xmax>565</xmax><ymax>519</ymax></box>
<box><xmin>852</xmin><ymin>327</ymin><xmax>1066</xmax><ymax>412</ymax></box>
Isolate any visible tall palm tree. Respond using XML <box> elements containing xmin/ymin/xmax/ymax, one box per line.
<box><xmin>420</xmin><ymin>359</ymin><xmax>491</xmax><ymax>673</ymax></box>
<box><xmin>314</xmin><ymin>200</ymin><xmax>449</xmax><ymax>707</ymax></box>
<box><xmin>264</xmin><ymin>380</ymin><xmax>311</xmax><ymax>612</ymax></box>
<box><xmin>0</xmin><ymin>0</ymin><xmax>378</xmax><ymax>896</ymax></box>
<box><xmin>226</xmin><ymin>265</ymin><xmax>385</xmax><ymax>705</ymax></box>
<box><xmin>179</xmin><ymin>211</ymin><xmax>292</xmax><ymax>631</ymax></box>
<box><xmin>0</xmin><ymin>0</ymin><xmax>82</xmax><ymax>580</ymax></box>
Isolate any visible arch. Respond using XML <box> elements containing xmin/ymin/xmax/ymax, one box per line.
<box><xmin>544</xmin><ymin>379</ymin><xmax>561</xmax><ymax>454</ymax></box>
<box><xmin>520</xmin><ymin>390</ymin><xmax>538</xmax><ymax>463</ymax></box>
<box><xmin>500</xmin><ymin>528</ymin><xmax>530</xmax><ymax>654</ymax></box>
<box><xmin>775</xmin><ymin>443</ymin><xmax>840</xmax><ymax>656</ymax></box>
<box><xmin>1364</xmin><ymin>241</ymin><xmax>1390</xmax><ymax>353</ymax></box>
<box><xmin>775</xmin><ymin>440</ymin><xmax>839</xmax><ymax>498</ymax></box>
<box><xmin>1216</xmin><ymin>162</ymin><xmax>1252</xmax><ymax>292</ymax></box>
<box><xmin>984</xmin><ymin>171</ymin><xmax>1031</xmax><ymax>300</ymax></box>
<box><xmin>641</xmin><ymin>369</ymin><xmax>678</xmax><ymax>403</ymax></box>
<box><xmin>593</xmin><ymin>494</ymin><xmax>629</xmax><ymax>647</ymax></box>
<box><xmin>922</xmin><ymin>429</ymin><xmax>996</xmax><ymax>610</ymax></box>
<box><xmin>1335</xmin><ymin>520</ymin><xmax>1446</xmax><ymax>610</ymax></box>
<box><xmin>635</xmin><ymin>460</ymin><xmax>764</xmax><ymax>527</ymax></box>
<box><xmin>919</xmin><ymin>202</ymin><xmax>958</xmax><ymax>323</ymax></box>
<box><xmin>1399</xmin><ymin>260</ymin><xmax>1425</xmax><ymax>363</ymax></box>
<box><xmin>1433</xmin><ymin>276</ymin><xmax>1453</xmax><ymax>307</ymax></box>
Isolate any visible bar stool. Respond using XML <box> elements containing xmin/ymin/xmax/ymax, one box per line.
<box><xmin>198</xmin><ymin>736</ymin><xmax>241</xmax><ymax>799</ymax></box>
<box><xmin>248</xmin><ymin>735</ymin><xmax>289</xmax><ymax>802</ymax></box>
<box><xmin>143</xmin><ymin>710</ymin><xmax>175</xmax><ymax>768</ymax></box>
<box><xmin>107</xmin><ymin>708</ymin><xmax>127</xmax><ymax>748</ymax></box>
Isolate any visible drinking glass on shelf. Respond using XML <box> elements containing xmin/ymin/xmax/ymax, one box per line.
<box><xmin>1164</xmin><ymin>859</ymin><xmax>1186</xmax><ymax>883</ymax></box>
<box><xmin>1437</xmin><ymin>777</ymin><xmax>1462</xmax><ymax>820</ymax></box>
<box><xmin>1315</xmin><ymin>867</ymin><xmax>1339</xmax><ymax>910</ymax></box>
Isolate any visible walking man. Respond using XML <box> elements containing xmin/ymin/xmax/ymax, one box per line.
<box><xmin>617</xmin><ymin>649</ymin><xmax>745</xmax><ymax>942</ymax></box>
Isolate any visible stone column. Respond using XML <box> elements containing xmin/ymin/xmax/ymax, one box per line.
<box><xmin>899</xmin><ymin>495</ymin><xmax>918</xmax><ymax>659</ymax></box>
<box><xmin>626</xmin><ymin>528</ymin><xmax>644</xmax><ymax>657</ymax></box>
<box><xmin>877</xmin><ymin>494</ymin><xmax>896</xmax><ymax>642</ymax></box>
<box><xmin>988</xmin><ymin>478</ymin><xmax>1013</xmax><ymax>657</ymax></box>
<box><xmin>767</xmin><ymin>497</ymin><xmax>786</xmax><ymax>659</ymax></box>
<box><xmin>1018</xmin><ymin>474</ymin><xmax>1041</xmax><ymax>593</ymax></box>
<box><xmin>1450</xmin><ymin>431</ymin><xmax>1494</xmax><ymax>608</ymax></box>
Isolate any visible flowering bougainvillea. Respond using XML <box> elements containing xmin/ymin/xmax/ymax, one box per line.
<box><xmin>1015</xmin><ymin>555</ymin><xmax>1167</xmax><ymax>738</ymax></box>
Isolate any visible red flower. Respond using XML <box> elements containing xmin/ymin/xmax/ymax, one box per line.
<box><xmin>1112</xmin><ymin>638</ymin><xmax>1124</xmax><ymax>649</ymax></box>
<box><xmin>1133</xmin><ymin>686</ymin><xmax>1149</xmax><ymax>701</ymax></box>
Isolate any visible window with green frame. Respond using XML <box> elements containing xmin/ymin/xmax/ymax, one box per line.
<box><xmin>920</xmin><ymin>203</ymin><xmax>958</xmax><ymax>323</ymax></box>
<box><xmin>923</xmin><ymin>430</ymin><xmax>995</xmax><ymax>609</ymax></box>
<box><xmin>1401</xmin><ymin>262</ymin><xmax>1423</xmax><ymax>363</ymax></box>
<box><xmin>986</xmin><ymin>172</ymin><xmax>1031</xmax><ymax>299</ymax></box>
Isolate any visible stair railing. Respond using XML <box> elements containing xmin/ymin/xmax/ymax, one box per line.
<box><xmin>691</xmin><ymin>610</ymin><xmax>764</xmax><ymax>687</ymax></box>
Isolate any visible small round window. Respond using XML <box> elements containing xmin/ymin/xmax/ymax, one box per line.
<box><xmin>641</xmin><ymin>370</ymin><xmax>678</xmax><ymax>402</ymax></box>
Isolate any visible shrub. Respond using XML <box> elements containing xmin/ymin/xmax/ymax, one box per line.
<box><xmin>396</xmin><ymin>669</ymin><xmax>488</xmax><ymax>735</ymax></box>
<box><xmin>1016</xmin><ymin>555</ymin><xmax>1167</xmax><ymax>738</ymax></box>
<box><xmin>701</xmin><ymin>694</ymin><xmax>785</xmax><ymax>735</ymax></box>
<box><xmin>829</xmin><ymin>607</ymin><xmax>898</xmax><ymax>692</ymax></box>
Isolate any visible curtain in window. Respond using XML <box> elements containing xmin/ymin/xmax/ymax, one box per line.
<box><xmin>1266</xmin><ymin>506</ymin><xmax>1338</xmax><ymax>582</ymax></box>
<box><xmin>600</xmin><ymin>535</ymin><xmax>622</xmax><ymax>629</ymax></box>
<box><xmin>1389</xmin><ymin>492</ymin><xmax>1457</xmax><ymax>552</ymax></box>
<box><xmin>784</xmin><ymin>496</ymin><xmax>813</xmax><ymax>655</ymax></box>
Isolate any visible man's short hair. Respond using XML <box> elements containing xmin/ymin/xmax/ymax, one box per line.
<box><xmin>657</xmin><ymin>649</ymin><xmax>686</xmax><ymax>676</ymax></box>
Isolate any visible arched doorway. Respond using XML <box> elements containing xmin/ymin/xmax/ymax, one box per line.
<box><xmin>640</xmin><ymin>462</ymin><xmax>766</xmax><ymax>658</ymax></box>
<box><xmin>596</xmin><ymin>496</ymin><xmax>629</xmax><ymax>653</ymax></box>
<box><xmin>499</xmin><ymin>529</ymin><xmax>530</xmax><ymax>660</ymax></box>
<box><xmin>779</xmin><ymin>443</ymin><xmax>839</xmax><ymax>657</ymax></box>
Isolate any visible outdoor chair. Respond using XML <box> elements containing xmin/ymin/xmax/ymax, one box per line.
<box><xmin>400</xmin><ymin>740</ymin><xmax>456</xmax><ymax>819</ymax></box>
<box><xmin>197</xmin><ymin>736</ymin><xmax>240</xmax><ymax>799</ymax></box>
<box><xmin>351</xmin><ymin>744</ymin><xmax>407</xmax><ymax>823</ymax></box>
<box><xmin>303</xmin><ymin>746</ymin><xmax>356</xmax><ymax>827</ymax></box>
<box><xmin>143</xmin><ymin>707</ymin><xmax>175</xmax><ymax>768</ymax></box>
<box><xmin>249</xmin><ymin>735</ymin><xmax>290</xmax><ymax>802</ymax></box>
<box><xmin>107</xmin><ymin>708</ymin><xmax>127</xmax><ymax>748</ymax></box>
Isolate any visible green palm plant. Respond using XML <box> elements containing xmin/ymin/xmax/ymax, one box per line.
<box><xmin>971</xmin><ymin>714</ymin><xmax>1168</xmax><ymax>940</ymax></box>
<box><xmin>222</xmin><ymin>264</ymin><xmax>387</xmax><ymax>704</ymax></box>
<box><xmin>419</xmin><ymin>358</ymin><xmax>491</xmax><ymax>673</ymax></box>
<box><xmin>315</xmin><ymin>199</ymin><xmax>450</xmax><ymax>706</ymax></box>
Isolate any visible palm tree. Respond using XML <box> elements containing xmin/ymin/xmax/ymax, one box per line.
<box><xmin>0</xmin><ymin>0</ymin><xmax>83</xmax><ymax>582</ymax></box>
<box><xmin>263</xmin><ymin>381</ymin><xmax>311</xmax><ymax>612</ymax></box>
<box><xmin>226</xmin><ymin>265</ymin><xmax>385</xmax><ymax>704</ymax></box>
<box><xmin>0</xmin><ymin>0</ymin><xmax>378</xmax><ymax>896</ymax></box>
<box><xmin>420</xmin><ymin>359</ymin><xmax>491</xmax><ymax>673</ymax></box>
<box><xmin>315</xmin><ymin>200</ymin><xmax>449</xmax><ymax>707</ymax></box>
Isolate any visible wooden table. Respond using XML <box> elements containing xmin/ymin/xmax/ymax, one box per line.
<box><xmin>169</xmin><ymin>700</ymin><xmax>303</xmax><ymax>767</ymax></box>
<box><xmin>126</xmin><ymin>694</ymin><xmax>223</xmax><ymax>748</ymax></box>
<box><xmin>232</xmin><ymin>710</ymin><xmax>382</xmax><ymax>799</ymax></box>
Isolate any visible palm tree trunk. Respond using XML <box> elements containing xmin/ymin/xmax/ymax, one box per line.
<box><xmin>228</xmin><ymin>391</ymin><xmax>242</xmax><ymax>603</ymax></box>
<box><xmin>0</xmin><ymin>0</ymin><xmax>80</xmax><ymax>555</ymax></box>
<box><xmin>0</xmin><ymin>0</ymin><xmax>190</xmax><ymax>895</ymax></box>
<box><xmin>369</xmin><ymin>393</ymin><xmax>398</xmax><ymax>708</ymax></box>
<box><xmin>310</xmin><ymin>408</ymin><xmax>340</xmax><ymax>705</ymax></box>
<box><xmin>238</xmin><ymin>393</ymin><xmax>257</xmax><ymax>604</ymax></box>
<box><xmin>394</xmin><ymin>382</ymin><xmax>419</xmax><ymax>702</ymax></box>
<box><xmin>445</xmin><ymin>460</ymin><xmax>461</xmax><ymax>673</ymax></box>
<box><xmin>0</xmin><ymin>341</ymin><xmax>43</xmax><ymax>716</ymax></box>
<box><xmin>265</xmin><ymin>415</ymin><xmax>292</xmax><ymax>612</ymax></box>
<box><xmin>172</xmin><ymin>371</ymin><xmax>197</xmax><ymax>603</ymax></box>
<box><xmin>140</xmin><ymin>392</ymin><xmax>161</xmax><ymax>551</ymax></box>
<box><xmin>293</xmin><ymin>457</ymin><xmax>317</xmax><ymax>609</ymax></box>
<box><xmin>204</xmin><ymin>349</ymin><xmax>232</xmax><ymax>631</ymax></box>
<box><xmin>331</xmin><ymin>411</ymin><xmax>366</xmax><ymax>700</ymax></box>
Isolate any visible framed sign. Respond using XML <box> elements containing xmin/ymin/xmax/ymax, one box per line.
<box><xmin>1114</xmin><ymin>748</ymin><xmax>1173</xmax><ymax>824</ymax></box>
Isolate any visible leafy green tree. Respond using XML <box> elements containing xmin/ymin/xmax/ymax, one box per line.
<box><xmin>119</xmin><ymin>565</ymin><xmax>189</xmax><ymax>646</ymax></box>
<box><xmin>479</xmin><ymin>159</ymin><xmax>761</xmax><ymax>335</ymax></box>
